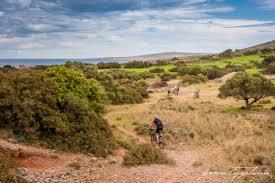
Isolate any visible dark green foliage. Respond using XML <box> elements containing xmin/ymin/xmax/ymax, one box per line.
<box><xmin>177</xmin><ymin>65</ymin><xmax>205</xmax><ymax>76</ymax></box>
<box><xmin>156</xmin><ymin>60</ymin><xmax>169</xmax><ymax>65</ymax></box>
<box><xmin>168</xmin><ymin>67</ymin><xmax>178</xmax><ymax>72</ymax></box>
<box><xmin>262</xmin><ymin>56</ymin><xmax>275</xmax><ymax>74</ymax></box>
<box><xmin>124</xmin><ymin>61</ymin><xmax>153</xmax><ymax>68</ymax></box>
<box><xmin>123</xmin><ymin>144</ymin><xmax>172</xmax><ymax>166</ymax></box>
<box><xmin>149</xmin><ymin>68</ymin><xmax>165</xmax><ymax>73</ymax></box>
<box><xmin>0</xmin><ymin>69</ymin><xmax>116</xmax><ymax>157</ymax></box>
<box><xmin>262</xmin><ymin>56</ymin><xmax>275</xmax><ymax>67</ymax></box>
<box><xmin>0</xmin><ymin>65</ymin><xmax>17</xmax><ymax>73</ymax></box>
<box><xmin>205</xmin><ymin>66</ymin><xmax>227</xmax><ymax>80</ymax></box>
<box><xmin>63</xmin><ymin>63</ymin><xmax>150</xmax><ymax>105</ymax></box>
<box><xmin>219</xmin><ymin>72</ymin><xmax>275</xmax><ymax>109</ymax></box>
<box><xmin>97</xmin><ymin>62</ymin><xmax>121</xmax><ymax>69</ymax></box>
<box><xmin>220</xmin><ymin>49</ymin><xmax>233</xmax><ymax>58</ymax></box>
<box><xmin>243</xmin><ymin>50</ymin><xmax>259</xmax><ymax>56</ymax></box>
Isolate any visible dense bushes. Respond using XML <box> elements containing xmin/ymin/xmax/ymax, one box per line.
<box><xmin>149</xmin><ymin>68</ymin><xmax>165</xmax><ymax>73</ymax></box>
<box><xmin>124</xmin><ymin>61</ymin><xmax>153</xmax><ymax>68</ymax></box>
<box><xmin>97</xmin><ymin>62</ymin><xmax>121</xmax><ymax>69</ymax></box>
<box><xmin>262</xmin><ymin>56</ymin><xmax>275</xmax><ymax>74</ymax></box>
<box><xmin>123</xmin><ymin>144</ymin><xmax>173</xmax><ymax>166</ymax></box>
<box><xmin>177</xmin><ymin>65</ymin><xmax>226</xmax><ymax>81</ymax></box>
<box><xmin>63</xmin><ymin>62</ymin><xmax>150</xmax><ymax>105</ymax></box>
<box><xmin>0</xmin><ymin>68</ymin><xmax>116</xmax><ymax>157</ymax></box>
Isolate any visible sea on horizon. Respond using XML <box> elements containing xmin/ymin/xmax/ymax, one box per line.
<box><xmin>0</xmin><ymin>59</ymin><xmax>129</xmax><ymax>67</ymax></box>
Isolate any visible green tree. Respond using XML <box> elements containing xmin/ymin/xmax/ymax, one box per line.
<box><xmin>47</xmin><ymin>66</ymin><xmax>105</xmax><ymax>115</ymax></box>
<box><xmin>219</xmin><ymin>72</ymin><xmax>275</xmax><ymax>109</ymax></box>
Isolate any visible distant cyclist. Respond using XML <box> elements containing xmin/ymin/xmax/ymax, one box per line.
<box><xmin>150</xmin><ymin>115</ymin><xmax>163</xmax><ymax>144</ymax></box>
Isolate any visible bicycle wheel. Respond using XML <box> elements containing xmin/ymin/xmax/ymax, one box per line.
<box><xmin>158</xmin><ymin>136</ymin><xmax>165</xmax><ymax>149</ymax></box>
<box><xmin>151</xmin><ymin>133</ymin><xmax>157</xmax><ymax>146</ymax></box>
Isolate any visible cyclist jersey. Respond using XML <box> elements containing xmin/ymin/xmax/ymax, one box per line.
<box><xmin>154</xmin><ymin>118</ymin><xmax>163</xmax><ymax>127</ymax></box>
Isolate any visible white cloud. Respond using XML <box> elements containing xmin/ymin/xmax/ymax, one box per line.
<box><xmin>0</xmin><ymin>11</ymin><xmax>5</xmax><ymax>17</ymax></box>
<box><xmin>5</xmin><ymin>0</ymin><xmax>32</xmax><ymax>8</ymax></box>
<box><xmin>256</xmin><ymin>0</ymin><xmax>275</xmax><ymax>9</ymax></box>
<box><xmin>0</xmin><ymin>3</ymin><xmax>274</xmax><ymax>58</ymax></box>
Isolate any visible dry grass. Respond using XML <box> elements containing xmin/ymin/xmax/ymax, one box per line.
<box><xmin>105</xmin><ymin>74</ymin><xmax>275</xmax><ymax>180</ymax></box>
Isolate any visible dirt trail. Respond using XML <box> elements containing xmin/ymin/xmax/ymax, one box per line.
<box><xmin>0</xmin><ymin>139</ymin><xmax>79</xmax><ymax>174</ymax></box>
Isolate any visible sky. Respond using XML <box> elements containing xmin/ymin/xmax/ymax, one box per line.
<box><xmin>0</xmin><ymin>0</ymin><xmax>275</xmax><ymax>59</ymax></box>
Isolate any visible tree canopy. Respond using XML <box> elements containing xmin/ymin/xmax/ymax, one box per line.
<box><xmin>219</xmin><ymin>72</ymin><xmax>275</xmax><ymax>109</ymax></box>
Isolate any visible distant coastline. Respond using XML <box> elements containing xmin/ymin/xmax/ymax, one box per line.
<box><xmin>0</xmin><ymin>52</ymin><xmax>209</xmax><ymax>67</ymax></box>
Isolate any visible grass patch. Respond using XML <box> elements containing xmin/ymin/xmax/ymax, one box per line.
<box><xmin>193</xmin><ymin>55</ymin><xmax>263</xmax><ymax>68</ymax></box>
<box><xmin>120</xmin><ymin>64</ymin><xmax>175</xmax><ymax>73</ymax></box>
<box><xmin>123</xmin><ymin>144</ymin><xmax>173</xmax><ymax>166</ymax></box>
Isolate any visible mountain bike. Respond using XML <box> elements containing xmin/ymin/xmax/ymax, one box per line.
<box><xmin>150</xmin><ymin>128</ymin><xmax>165</xmax><ymax>149</ymax></box>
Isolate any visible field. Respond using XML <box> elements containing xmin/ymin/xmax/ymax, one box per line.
<box><xmin>115</xmin><ymin>55</ymin><xmax>266</xmax><ymax>74</ymax></box>
<box><xmin>120</xmin><ymin>64</ymin><xmax>175</xmax><ymax>73</ymax></box>
<box><xmin>104</xmin><ymin>73</ymin><xmax>275</xmax><ymax>182</ymax></box>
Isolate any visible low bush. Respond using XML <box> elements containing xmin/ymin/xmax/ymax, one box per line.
<box><xmin>124</xmin><ymin>61</ymin><xmax>153</xmax><ymax>68</ymax></box>
<box><xmin>205</xmin><ymin>66</ymin><xmax>226</xmax><ymax>80</ymax></box>
<box><xmin>149</xmin><ymin>68</ymin><xmax>165</xmax><ymax>73</ymax></box>
<box><xmin>97</xmin><ymin>62</ymin><xmax>121</xmax><ymax>69</ymax></box>
<box><xmin>259</xmin><ymin>99</ymin><xmax>272</xmax><ymax>104</ymax></box>
<box><xmin>68</xmin><ymin>161</ymin><xmax>81</xmax><ymax>170</ymax></box>
<box><xmin>123</xmin><ymin>144</ymin><xmax>173</xmax><ymax>166</ymax></box>
<box><xmin>181</xmin><ymin>74</ymin><xmax>208</xmax><ymax>85</ymax></box>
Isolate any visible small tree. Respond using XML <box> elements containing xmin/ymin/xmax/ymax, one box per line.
<box><xmin>219</xmin><ymin>72</ymin><xmax>275</xmax><ymax>109</ymax></box>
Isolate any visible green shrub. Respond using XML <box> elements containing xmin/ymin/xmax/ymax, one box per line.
<box><xmin>68</xmin><ymin>161</ymin><xmax>81</xmax><ymax>170</ymax></box>
<box><xmin>205</xmin><ymin>66</ymin><xmax>226</xmax><ymax>80</ymax></box>
<box><xmin>117</xmin><ymin>138</ymin><xmax>137</xmax><ymax>150</ymax></box>
<box><xmin>149</xmin><ymin>68</ymin><xmax>165</xmax><ymax>73</ymax></box>
<box><xmin>177</xmin><ymin>65</ymin><xmax>205</xmax><ymax>76</ymax></box>
<box><xmin>97</xmin><ymin>62</ymin><xmax>121</xmax><ymax>69</ymax></box>
<box><xmin>123</xmin><ymin>144</ymin><xmax>173</xmax><ymax>166</ymax></box>
<box><xmin>0</xmin><ymin>70</ymin><xmax>116</xmax><ymax>157</ymax></box>
<box><xmin>124</xmin><ymin>61</ymin><xmax>152</xmax><ymax>68</ymax></box>
<box><xmin>63</xmin><ymin>63</ymin><xmax>150</xmax><ymax>105</ymax></box>
<box><xmin>181</xmin><ymin>74</ymin><xmax>208</xmax><ymax>85</ymax></box>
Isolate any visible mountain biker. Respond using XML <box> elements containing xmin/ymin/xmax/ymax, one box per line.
<box><xmin>151</xmin><ymin>115</ymin><xmax>163</xmax><ymax>143</ymax></box>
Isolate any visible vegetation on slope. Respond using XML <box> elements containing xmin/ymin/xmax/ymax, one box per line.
<box><xmin>0</xmin><ymin>68</ymin><xmax>116</xmax><ymax>157</ymax></box>
<box><xmin>123</xmin><ymin>144</ymin><xmax>173</xmax><ymax>166</ymax></box>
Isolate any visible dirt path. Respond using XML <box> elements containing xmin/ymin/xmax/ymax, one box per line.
<box><xmin>0</xmin><ymin>139</ymin><xmax>79</xmax><ymax>174</ymax></box>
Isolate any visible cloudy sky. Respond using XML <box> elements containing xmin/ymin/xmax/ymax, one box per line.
<box><xmin>0</xmin><ymin>0</ymin><xmax>275</xmax><ymax>58</ymax></box>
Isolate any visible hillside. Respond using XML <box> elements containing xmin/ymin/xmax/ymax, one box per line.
<box><xmin>86</xmin><ymin>52</ymin><xmax>209</xmax><ymax>62</ymax></box>
<box><xmin>243</xmin><ymin>40</ymin><xmax>275</xmax><ymax>51</ymax></box>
